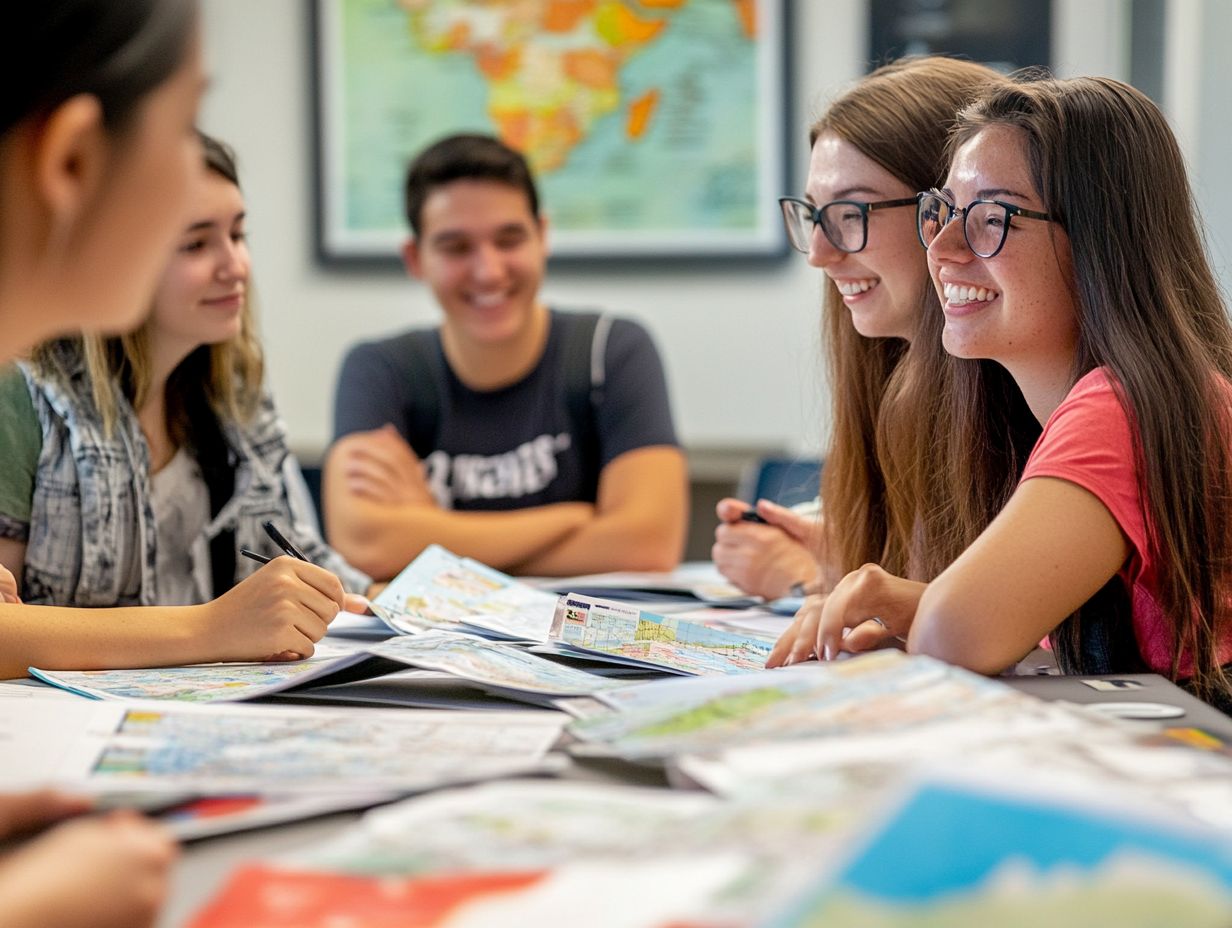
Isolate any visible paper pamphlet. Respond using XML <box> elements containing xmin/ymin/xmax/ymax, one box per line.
<box><xmin>189</xmin><ymin>857</ymin><xmax>747</xmax><ymax>928</ymax></box>
<box><xmin>370</xmin><ymin>544</ymin><xmax>558</xmax><ymax>641</ymax></box>
<box><xmin>0</xmin><ymin>698</ymin><xmax>565</xmax><ymax>794</ymax></box>
<box><xmin>27</xmin><ymin>630</ymin><xmax>621</xmax><ymax>707</ymax></box>
<box><xmin>367</xmin><ymin>631</ymin><xmax>627</xmax><ymax>698</ymax></box>
<box><xmin>765</xmin><ymin>778</ymin><xmax>1232</xmax><ymax>927</ymax></box>
<box><xmin>565</xmin><ymin>651</ymin><xmax>1023</xmax><ymax>759</ymax></box>
<box><xmin>541</xmin><ymin>562</ymin><xmax>760</xmax><ymax>606</ymax></box>
<box><xmin>28</xmin><ymin>642</ymin><xmax>374</xmax><ymax>703</ymax></box>
<box><xmin>548</xmin><ymin>593</ymin><xmax>774</xmax><ymax>676</ymax></box>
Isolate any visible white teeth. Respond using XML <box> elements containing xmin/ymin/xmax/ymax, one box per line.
<box><xmin>835</xmin><ymin>279</ymin><xmax>878</xmax><ymax>296</ymax></box>
<box><xmin>942</xmin><ymin>282</ymin><xmax>999</xmax><ymax>305</ymax></box>
<box><xmin>471</xmin><ymin>292</ymin><xmax>507</xmax><ymax>307</ymax></box>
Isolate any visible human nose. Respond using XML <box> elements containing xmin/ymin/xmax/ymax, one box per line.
<box><xmin>806</xmin><ymin>222</ymin><xmax>844</xmax><ymax>269</ymax></box>
<box><xmin>469</xmin><ymin>242</ymin><xmax>504</xmax><ymax>281</ymax></box>
<box><xmin>217</xmin><ymin>238</ymin><xmax>249</xmax><ymax>283</ymax></box>
<box><xmin>926</xmin><ymin>211</ymin><xmax>971</xmax><ymax>266</ymax></box>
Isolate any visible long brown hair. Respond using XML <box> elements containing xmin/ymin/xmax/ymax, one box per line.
<box><xmin>34</xmin><ymin>132</ymin><xmax>263</xmax><ymax>443</ymax></box>
<box><xmin>811</xmin><ymin>57</ymin><xmax>1037</xmax><ymax>580</ymax></box>
<box><xmin>954</xmin><ymin>76</ymin><xmax>1232</xmax><ymax>698</ymax></box>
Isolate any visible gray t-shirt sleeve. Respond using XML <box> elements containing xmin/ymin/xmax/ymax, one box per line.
<box><xmin>595</xmin><ymin>319</ymin><xmax>679</xmax><ymax>468</ymax></box>
<box><xmin>332</xmin><ymin>339</ymin><xmax>408</xmax><ymax>441</ymax></box>
<box><xmin>0</xmin><ymin>364</ymin><xmax>42</xmax><ymax>535</ymax></box>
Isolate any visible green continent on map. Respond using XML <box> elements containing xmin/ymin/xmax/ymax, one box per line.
<box><xmin>634</xmin><ymin>687</ymin><xmax>790</xmax><ymax>739</ymax></box>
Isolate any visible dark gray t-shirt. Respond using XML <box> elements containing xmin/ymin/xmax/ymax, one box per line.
<box><xmin>332</xmin><ymin>310</ymin><xmax>678</xmax><ymax>511</ymax></box>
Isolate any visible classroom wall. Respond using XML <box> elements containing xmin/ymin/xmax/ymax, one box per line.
<box><xmin>198</xmin><ymin>0</ymin><xmax>1229</xmax><ymax>462</ymax></box>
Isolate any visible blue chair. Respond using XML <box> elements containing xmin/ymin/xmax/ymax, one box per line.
<box><xmin>738</xmin><ymin>456</ymin><xmax>822</xmax><ymax>509</ymax></box>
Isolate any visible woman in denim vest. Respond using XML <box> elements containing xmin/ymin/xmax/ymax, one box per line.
<box><xmin>1</xmin><ymin>134</ymin><xmax>371</xmax><ymax>619</ymax></box>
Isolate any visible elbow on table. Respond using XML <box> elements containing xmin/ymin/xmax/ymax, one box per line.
<box><xmin>910</xmin><ymin>588</ymin><xmax>1011</xmax><ymax>677</ymax></box>
<box><xmin>329</xmin><ymin>529</ymin><xmax>415</xmax><ymax>583</ymax></box>
<box><xmin>611</xmin><ymin>523</ymin><xmax>685</xmax><ymax>573</ymax></box>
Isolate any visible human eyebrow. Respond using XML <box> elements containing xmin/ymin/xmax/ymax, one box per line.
<box><xmin>938</xmin><ymin>186</ymin><xmax>956</xmax><ymax>201</ymax></box>
<box><xmin>184</xmin><ymin>220</ymin><xmax>216</xmax><ymax>234</ymax></box>
<box><xmin>429</xmin><ymin>230</ymin><xmax>470</xmax><ymax>248</ymax></box>
<box><xmin>831</xmin><ymin>186</ymin><xmax>885</xmax><ymax>200</ymax></box>
<box><xmin>977</xmin><ymin>187</ymin><xmax>1033</xmax><ymax>202</ymax></box>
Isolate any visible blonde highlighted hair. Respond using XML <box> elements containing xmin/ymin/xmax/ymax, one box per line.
<box><xmin>35</xmin><ymin>132</ymin><xmax>263</xmax><ymax>443</ymax></box>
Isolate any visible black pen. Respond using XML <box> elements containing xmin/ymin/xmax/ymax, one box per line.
<box><xmin>240</xmin><ymin>548</ymin><xmax>271</xmax><ymax>565</ymax></box>
<box><xmin>739</xmin><ymin>509</ymin><xmax>768</xmax><ymax>524</ymax></box>
<box><xmin>262</xmin><ymin>520</ymin><xmax>310</xmax><ymax>562</ymax></box>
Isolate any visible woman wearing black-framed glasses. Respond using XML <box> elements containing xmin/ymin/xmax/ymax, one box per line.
<box><xmin>714</xmin><ymin>58</ymin><xmax>1044</xmax><ymax>667</ymax></box>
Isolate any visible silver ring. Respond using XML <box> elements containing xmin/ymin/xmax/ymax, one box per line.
<box><xmin>869</xmin><ymin>616</ymin><xmax>888</xmax><ymax>630</ymax></box>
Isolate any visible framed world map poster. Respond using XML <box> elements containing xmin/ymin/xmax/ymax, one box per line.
<box><xmin>312</xmin><ymin>0</ymin><xmax>789</xmax><ymax>263</ymax></box>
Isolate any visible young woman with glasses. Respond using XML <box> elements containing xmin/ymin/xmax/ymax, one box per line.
<box><xmin>799</xmin><ymin>75</ymin><xmax>1232</xmax><ymax>709</ymax></box>
<box><xmin>729</xmin><ymin>57</ymin><xmax>1039</xmax><ymax>652</ymax></box>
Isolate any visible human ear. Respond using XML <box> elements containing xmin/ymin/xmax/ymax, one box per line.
<box><xmin>402</xmin><ymin>238</ymin><xmax>424</xmax><ymax>279</ymax></box>
<box><xmin>33</xmin><ymin>95</ymin><xmax>108</xmax><ymax>252</ymax></box>
<box><xmin>536</xmin><ymin>213</ymin><xmax>551</xmax><ymax>259</ymax></box>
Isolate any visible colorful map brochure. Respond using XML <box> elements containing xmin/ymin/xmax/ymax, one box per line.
<box><xmin>187</xmin><ymin>775</ymin><xmax>864</xmax><ymax>928</ymax></box>
<box><xmin>370</xmin><ymin>545</ymin><xmax>559</xmax><ymax>641</ymax></box>
<box><xmin>366</xmin><ymin>632</ymin><xmax>627</xmax><ymax>701</ymax></box>
<box><xmin>28</xmin><ymin>632</ymin><xmax>622</xmax><ymax>707</ymax></box>
<box><xmin>28</xmin><ymin>641</ymin><xmax>375</xmax><ymax>703</ymax></box>
<box><xmin>542</xmin><ymin>562</ymin><xmax>760</xmax><ymax>607</ymax></box>
<box><xmin>1</xmin><ymin>698</ymin><xmax>565</xmax><ymax>794</ymax></box>
<box><xmin>765</xmin><ymin>777</ymin><xmax>1232</xmax><ymax>927</ymax></box>
<box><xmin>565</xmin><ymin>651</ymin><xmax>1024</xmax><ymax>760</ymax></box>
<box><xmin>547</xmin><ymin>593</ymin><xmax>774</xmax><ymax>676</ymax></box>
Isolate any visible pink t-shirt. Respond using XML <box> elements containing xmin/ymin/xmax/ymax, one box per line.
<box><xmin>1020</xmin><ymin>368</ymin><xmax>1232</xmax><ymax>676</ymax></box>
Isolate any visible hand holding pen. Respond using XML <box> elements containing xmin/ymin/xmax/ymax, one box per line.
<box><xmin>241</xmin><ymin>520</ymin><xmax>310</xmax><ymax>565</ymax></box>
<box><xmin>242</xmin><ymin>522</ymin><xmax>370</xmax><ymax>617</ymax></box>
<box><xmin>201</xmin><ymin>523</ymin><xmax>347</xmax><ymax>662</ymax></box>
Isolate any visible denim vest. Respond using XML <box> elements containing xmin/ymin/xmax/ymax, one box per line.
<box><xmin>17</xmin><ymin>344</ymin><xmax>369</xmax><ymax>606</ymax></box>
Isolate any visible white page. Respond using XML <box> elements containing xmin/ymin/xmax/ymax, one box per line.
<box><xmin>0</xmin><ymin>699</ymin><xmax>566</xmax><ymax>794</ymax></box>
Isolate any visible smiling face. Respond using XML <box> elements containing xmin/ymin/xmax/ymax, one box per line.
<box><xmin>928</xmin><ymin>125</ymin><xmax>1079</xmax><ymax>384</ymax></box>
<box><xmin>147</xmin><ymin>170</ymin><xmax>250</xmax><ymax>357</ymax></box>
<box><xmin>403</xmin><ymin>178</ymin><xmax>548</xmax><ymax>347</ymax></box>
<box><xmin>804</xmin><ymin>131</ymin><xmax>927</xmax><ymax>340</ymax></box>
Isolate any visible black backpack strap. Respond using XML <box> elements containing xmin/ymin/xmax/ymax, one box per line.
<box><xmin>561</xmin><ymin>312</ymin><xmax>609</xmax><ymax>503</ymax></box>
<box><xmin>399</xmin><ymin>329</ymin><xmax>446</xmax><ymax>456</ymax></box>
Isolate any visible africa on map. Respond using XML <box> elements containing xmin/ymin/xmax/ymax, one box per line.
<box><xmin>316</xmin><ymin>0</ymin><xmax>785</xmax><ymax>258</ymax></box>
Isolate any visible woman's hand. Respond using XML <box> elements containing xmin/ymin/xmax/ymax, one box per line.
<box><xmin>0</xmin><ymin>790</ymin><xmax>92</xmax><ymax>840</ymax></box>
<box><xmin>767</xmin><ymin>564</ymin><xmax>926</xmax><ymax>667</ymax></box>
<box><xmin>195</xmin><ymin>556</ymin><xmax>347</xmax><ymax>661</ymax></box>
<box><xmin>712</xmin><ymin>498</ymin><xmax>822</xmax><ymax>600</ymax></box>
<box><xmin>0</xmin><ymin>809</ymin><xmax>176</xmax><ymax>928</ymax></box>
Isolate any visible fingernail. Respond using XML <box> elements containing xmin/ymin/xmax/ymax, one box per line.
<box><xmin>823</xmin><ymin>644</ymin><xmax>832</xmax><ymax>661</ymax></box>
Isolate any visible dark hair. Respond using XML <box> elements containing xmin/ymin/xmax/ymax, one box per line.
<box><xmin>403</xmin><ymin>133</ymin><xmax>540</xmax><ymax>236</ymax></box>
<box><xmin>2</xmin><ymin>0</ymin><xmax>197</xmax><ymax>137</ymax></box>
<box><xmin>200</xmin><ymin>131</ymin><xmax>240</xmax><ymax>188</ymax></box>
<box><xmin>954</xmin><ymin>76</ymin><xmax>1232</xmax><ymax>699</ymax></box>
<box><xmin>808</xmin><ymin>56</ymin><xmax>1038</xmax><ymax>581</ymax></box>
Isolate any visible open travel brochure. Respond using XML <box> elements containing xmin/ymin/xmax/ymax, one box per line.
<box><xmin>547</xmin><ymin>593</ymin><xmax>775</xmax><ymax>676</ymax></box>
<box><xmin>28</xmin><ymin>631</ymin><xmax>622</xmax><ymax>706</ymax></box>
<box><xmin>0</xmin><ymin>697</ymin><xmax>565</xmax><ymax>795</ymax></box>
<box><xmin>368</xmin><ymin>544</ymin><xmax>560</xmax><ymax>641</ymax></box>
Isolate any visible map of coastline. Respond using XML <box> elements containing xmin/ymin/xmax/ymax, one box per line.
<box><xmin>327</xmin><ymin>0</ymin><xmax>778</xmax><ymax>253</ymax></box>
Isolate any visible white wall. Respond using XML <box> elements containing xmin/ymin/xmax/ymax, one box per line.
<box><xmin>200</xmin><ymin>0</ymin><xmax>862</xmax><ymax>461</ymax></box>
<box><xmin>199</xmin><ymin>0</ymin><xmax>1228</xmax><ymax>462</ymax></box>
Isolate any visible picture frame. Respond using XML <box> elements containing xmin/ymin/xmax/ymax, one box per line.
<box><xmin>310</xmin><ymin>0</ymin><xmax>790</xmax><ymax>265</ymax></box>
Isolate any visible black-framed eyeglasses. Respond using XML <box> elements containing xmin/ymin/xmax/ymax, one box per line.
<box><xmin>778</xmin><ymin>195</ymin><xmax>918</xmax><ymax>254</ymax></box>
<box><xmin>916</xmin><ymin>190</ymin><xmax>1053</xmax><ymax>259</ymax></box>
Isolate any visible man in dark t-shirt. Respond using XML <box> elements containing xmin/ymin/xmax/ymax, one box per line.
<box><xmin>325</xmin><ymin>134</ymin><xmax>688</xmax><ymax>580</ymax></box>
